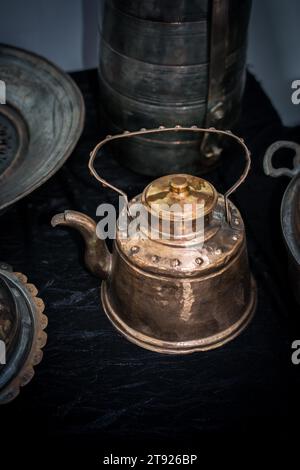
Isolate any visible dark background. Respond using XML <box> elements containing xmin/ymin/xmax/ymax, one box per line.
<box><xmin>0</xmin><ymin>70</ymin><xmax>299</xmax><ymax>462</ymax></box>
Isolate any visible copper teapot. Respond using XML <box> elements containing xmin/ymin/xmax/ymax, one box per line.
<box><xmin>52</xmin><ymin>127</ymin><xmax>256</xmax><ymax>354</ymax></box>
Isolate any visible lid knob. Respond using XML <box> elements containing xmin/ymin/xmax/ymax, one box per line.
<box><xmin>170</xmin><ymin>176</ymin><xmax>189</xmax><ymax>194</ymax></box>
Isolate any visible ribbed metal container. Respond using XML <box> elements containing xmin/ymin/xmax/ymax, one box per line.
<box><xmin>98</xmin><ymin>0</ymin><xmax>252</xmax><ymax>176</ymax></box>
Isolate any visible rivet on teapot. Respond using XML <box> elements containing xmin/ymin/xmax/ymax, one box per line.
<box><xmin>52</xmin><ymin>126</ymin><xmax>257</xmax><ymax>354</ymax></box>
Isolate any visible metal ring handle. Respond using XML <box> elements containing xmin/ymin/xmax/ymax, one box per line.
<box><xmin>263</xmin><ymin>141</ymin><xmax>300</xmax><ymax>179</ymax></box>
<box><xmin>88</xmin><ymin>126</ymin><xmax>251</xmax><ymax>222</ymax></box>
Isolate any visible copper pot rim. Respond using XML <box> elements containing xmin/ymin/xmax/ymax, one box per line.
<box><xmin>0</xmin><ymin>268</ymin><xmax>47</xmax><ymax>404</ymax></box>
<box><xmin>0</xmin><ymin>43</ymin><xmax>85</xmax><ymax>212</ymax></box>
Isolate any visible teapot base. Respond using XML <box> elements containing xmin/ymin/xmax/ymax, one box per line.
<box><xmin>101</xmin><ymin>277</ymin><xmax>257</xmax><ymax>355</ymax></box>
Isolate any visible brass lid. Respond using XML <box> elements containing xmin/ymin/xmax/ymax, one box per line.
<box><xmin>142</xmin><ymin>174</ymin><xmax>218</xmax><ymax>221</ymax></box>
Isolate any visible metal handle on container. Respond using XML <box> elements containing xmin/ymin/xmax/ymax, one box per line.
<box><xmin>88</xmin><ymin>126</ymin><xmax>251</xmax><ymax>223</ymax></box>
<box><xmin>263</xmin><ymin>141</ymin><xmax>300</xmax><ymax>179</ymax></box>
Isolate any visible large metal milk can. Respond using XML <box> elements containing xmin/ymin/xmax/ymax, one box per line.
<box><xmin>98</xmin><ymin>0</ymin><xmax>252</xmax><ymax>175</ymax></box>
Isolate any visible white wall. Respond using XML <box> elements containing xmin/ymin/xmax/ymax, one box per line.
<box><xmin>0</xmin><ymin>0</ymin><xmax>299</xmax><ymax>126</ymax></box>
<box><xmin>248</xmin><ymin>0</ymin><xmax>300</xmax><ymax>126</ymax></box>
<box><xmin>0</xmin><ymin>0</ymin><xmax>98</xmax><ymax>71</ymax></box>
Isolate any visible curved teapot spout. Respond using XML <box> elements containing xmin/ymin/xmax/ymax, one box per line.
<box><xmin>51</xmin><ymin>210</ymin><xmax>111</xmax><ymax>280</ymax></box>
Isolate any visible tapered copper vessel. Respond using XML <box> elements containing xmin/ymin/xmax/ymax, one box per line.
<box><xmin>52</xmin><ymin>127</ymin><xmax>256</xmax><ymax>354</ymax></box>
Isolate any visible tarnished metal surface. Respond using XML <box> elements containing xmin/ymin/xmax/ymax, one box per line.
<box><xmin>0</xmin><ymin>105</ymin><xmax>28</xmax><ymax>176</ymax></box>
<box><xmin>108</xmin><ymin>0</ymin><xmax>210</xmax><ymax>22</ymax></box>
<box><xmin>101</xmin><ymin>1</ymin><xmax>209</xmax><ymax>66</ymax></box>
<box><xmin>0</xmin><ymin>264</ymin><xmax>47</xmax><ymax>404</ymax></box>
<box><xmin>52</xmin><ymin>127</ymin><xmax>256</xmax><ymax>354</ymax></box>
<box><xmin>0</xmin><ymin>44</ymin><xmax>85</xmax><ymax>212</ymax></box>
<box><xmin>264</xmin><ymin>141</ymin><xmax>300</xmax><ymax>304</ymax></box>
<box><xmin>98</xmin><ymin>0</ymin><xmax>252</xmax><ymax>175</ymax></box>
<box><xmin>201</xmin><ymin>0</ymin><xmax>230</xmax><ymax>156</ymax></box>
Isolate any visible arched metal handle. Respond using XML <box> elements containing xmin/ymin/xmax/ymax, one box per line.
<box><xmin>263</xmin><ymin>141</ymin><xmax>300</xmax><ymax>179</ymax></box>
<box><xmin>88</xmin><ymin>126</ymin><xmax>251</xmax><ymax>222</ymax></box>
